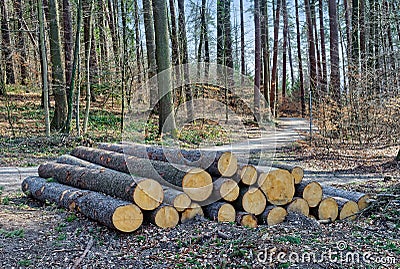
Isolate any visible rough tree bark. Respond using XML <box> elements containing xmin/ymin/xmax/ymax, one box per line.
<box><xmin>270</xmin><ymin>0</ymin><xmax>281</xmax><ymax>117</ymax></box>
<box><xmin>14</xmin><ymin>0</ymin><xmax>28</xmax><ymax>85</ymax></box>
<box><xmin>254</xmin><ymin>0</ymin><xmax>261</xmax><ymax>120</ymax></box>
<box><xmin>295</xmin><ymin>0</ymin><xmax>305</xmax><ymax>117</ymax></box>
<box><xmin>48</xmin><ymin>0</ymin><xmax>68</xmax><ymax>131</ymax></box>
<box><xmin>1</xmin><ymin>2</ymin><xmax>15</xmax><ymax>84</ymax></box>
<box><xmin>329</xmin><ymin>0</ymin><xmax>340</xmax><ymax>103</ymax></box>
<box><xmin>153</xmin><ymin>0</ymin><xmax>177</xmax><ymax>135</ymax></box>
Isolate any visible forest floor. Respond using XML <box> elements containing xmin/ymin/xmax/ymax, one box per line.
<box><xmin>1</xmin><ymin>88</ymin><xmax>399</xmax><ymax>268</ymax></box>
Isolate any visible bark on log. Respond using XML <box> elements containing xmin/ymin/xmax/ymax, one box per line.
<box><xmin>162</xmin><ymin>186</ymin><xmax>191</xmax><ymax>212</ymax></box>
<box><xmin>259</xmin><ymin>206</ymin><xmax>288</xmax><ymax>226</ymax></box>
<box><xmin>310</xmin><ymin>196</ymin><xmax>338</xmax><ymax>221</ymax></box>
<box><xmin>272</xmin><ymin>162</ymin><xmax>304</xmax><ymax>184</ymax></box>
<box><xmin>285</xmin><ymin>197</ymin><xmax>309</xmax><ymax>216</ymax></box>
<box><xmin>21</xmin><ymin>176</ymin><xmax>143</xmax><ymax>232</ymax></box>
<box><xmin>234</xmin><ymin>164</ymin><xmax>258</xmax><ymax>186</ymax></box>
<box><xmin>322</xmin><ymin>185</ymin><xmax>371</xmax><ymax>210</ymax></box>
<box><xmin>38</xmin><ymin>162</ymin><xmax>163</xmax><ymax>211</ymax></box>
<box><xmin>71</xmin><ymin>147</ymin><xmax>213</xmax><ymax>202</ymax></box>
<box><xmin>148</xmin><ymin>204</ymin><xmax>180</xmax><ymax>228</ymax></box>
<box><xmin>212</xmin><ymin>178</ymin><xmax>240</xmax><ymax>202</ymax></box>
<box><xmin>333</xmin><ymin>197</ymin><xmax>359</xmax><ymax>220</ymax></box>
<box><xmin>295</xmin><ymin>181</ymin><xmax>323</xmax><ymax>207</ymax></box>
<box><xmin>97</xmin><ymin>142</ymin><xmax>238</xmax><ymax>177</ymax></box>
<box><xmin>235</xmin><ymin>212</ymin><xmax>258</xmax><ymax>228</ymax></box>
<box><xmin>180</xmin><ymin>203</ymin><xmax>204</xmax><ymax>223</ymax></box>
<box><xmin>258</xmin><ymin>168</ymin><xmax>295</xmax><ymax>205</ymax></box>
<box><xmin>57</xmin><ymin>154</ymin><xmax>102</xmax><ymax>169</ymax></box>
<box><xmin>233</xmin><ymin>187</ymin><xmax>266</xmax><ymax>215</ymax></box>
<box><xmin>203</xmin><ymin>202</ymin><xmax>236</xmax><ymax>222</ymax></box>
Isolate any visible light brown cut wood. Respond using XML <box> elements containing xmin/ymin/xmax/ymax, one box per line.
<box><xmin>236</xmin><ymin>212</ymin><xmax>258</xmax><ymax>228</ymax></box>
<box><xmin>181</xmin><ymin>168</ymin><xmax>213</xmax><ymax>202</ymax></box>
<box><xmin>286</xmin><ymin>197</ymin><xmax>309</xmax><ymax>216</ymax></box>
<box><xmin>272</xmin><ymin>162</ymin><xmax>304</xmax><ymax>184</ymax></box>
<box><xmin>180</xmin><ymin>203</ymin><xmax>204</xmax><ymax>223</ymax></box>
<box><xmin>333</xmin><ymin>197</ymin><xmax>359</xmax><ymax>220</ymax></box>
<box><xmin>162</xmin><ymin>187</ymin><xmax>191</xmax><ymax>212</ymax></box>
<box><xmin>295</xmin><ymin>181</ymin><xmax>323</xmax><ymax>207</ymax></box>
<box><xmin>22</xmin><ymin>176</ymin><xmax>143</xmax><ymax>232</ymax></box>
<box><xmin>322</xmin><ymin>185</ymin><xmax>371</xmax><ymax>210</ymax></box>
<box><xmin>258</xmin><ymin>168</ymin><xmax>295</xmax><ymax>205</ymax></box>
<box><xmin>310</xmin><ymin>197</ymin><xmax>338</xmax><ymax>221</ymax></box>
<box><xmin>213</xmin><ymin>178</ymin><xmax>240</xmax><ymax>202</ymax></box>
<box><xmin>217</xmin><ymin>152</ymin><xmax>238</xmax><ymax>177</ymax></box>
<box><xmin>259</xmin><ymin>206</ymin><xmax>287</xmax><ymax>226</ymax></box>
<box><xmin>235</xmin><ymin>164</ymin><xmax>258</xmax><ymax>185</ymax></box>
<box><xmin>150</xmin><ymin>204</ymin><xmax>180</xmax><ymax>229</ymax></box>
<box><xmin>204</xmin><ymin>202</ymin><xmax>236</xmax><ymax>222</ymax></box>
<box><xmin>234</xmin><ymin>187</ymin><xmax>267</xmax><ymax>215</ymax></box>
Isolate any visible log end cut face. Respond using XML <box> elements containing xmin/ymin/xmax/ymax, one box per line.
<box><xmin>339</xmin><ymin>201</ymin><xmax>359</xmax><ymax>220</ymax></box>
<box><xmin>287</xmin><ymin>198</ymin><xmax>310</xmax><ymax>216</ymax></box>
<box><xmin>112</xmin><ymin>204</ymin><xmax>143</xmax><ymax>232</ymax></box>
<box><xmin>238</xmin><ymin>213</ymin><xmax>258</xmax><ymax>228</ymax></box>
<box><xmin>267</xmin><ymin>207</ymin><xmax>287</xmax><ymax>226</ymax></box>
<box><xmin>154</xmin><ymin>206</ymin><xmax>180</xmax><ymax>229</ymax></box>
<box><xmin>173</xmin><ymin>193</ymin><xmax>192</xmax><ymax>212</ymax></box>
<box><xmin>358</xmin><ymin>195</ymin><xmax>372</xmax><ymax>210</ymax></box>
<box><xmin>218</xmin><ymin>152</ymin><xmax>238</xmax><ymax>177</ymax></box>
<box><xmin>242</xmin><ymin>187</ymin><xmax>267</xmax><ymax>215</ymax></box>
<box><xmin>240</xmin><ymin>165</ymin><xmax>258</xmax><ymax>185</ymax></box>
<box><xmin>317</xmin><ymin>197</ymin><xmax>338</xmax><ymax>221</ymax></box>
<box><xmin>303</xmin><ymin>182</ymin><xmax>323</xmax><ymax>208</ymax></box>
<box><xmin>218</xmin><ymin>203</ymin><xmax>236</xmax><ymax>223</ymax></box>
<box><xmin>181</xmin><ymin>203</ymin><xmax>204</xmax><ymax>223</ymax></box>
<box><xmin>258</xmin><ymin>170</ymin><xmax>295</xmax><ymax>206</ymax></box>
<box><xmin>219</xmin><ymin>179</ymin><xmax>240</xmax><ymax>202</ymax></box>
<box><xmin>133</xmin><ymin>179</ymin><xmax>164</xmax><ymax>210</ymax></box>
<box><xmin>292</xmin><ymin>166</ymin><xmax>304</xmax><ymax>184</ymax></box>
<box><xmin>182</xmin><ymin>168</ymin><xmax>213</xmax><ymax>202</ymax></box>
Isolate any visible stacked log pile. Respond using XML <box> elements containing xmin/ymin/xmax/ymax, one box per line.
<box><xmin>21</xmin><ymin>143</ymin><xmax>372</xmax><ymax>232</ymax></box>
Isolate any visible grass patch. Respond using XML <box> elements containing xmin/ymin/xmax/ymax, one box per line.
<box><xmin>0</xmin><ymin>228</ymin><xmax>25</xmax><ymax>238</ymax></box>
<box><xmin>276</xmin><ymin>235</ymin><xmax>302</xmax><ymax>245</ymax></box>
<box><xmin>66</xmin><ymin>213</ymin><xmax>77</xmax><ymax>222</ymax></box>
<box><xmin>18</xmin><ymin>259</ymin><xmax>31</xmax><ymax>267</ymax></box>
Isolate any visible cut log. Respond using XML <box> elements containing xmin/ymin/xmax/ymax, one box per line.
<box><xmin>322</xmin><ymin>185</ymin><xmax>371</xmax><ymax>210</ymax></box>
<box><xmin>212</xmin><ymin>178</ymin><xmax>240</xmax><ymax>202</ymax></box>
<box><xmin>285</xmin><ymin>197</ymin><xmax>309</xmax><ymax>216</ymax></box>
<box><xmin>295</xmin><ymin>181</ymin><xmax>323</xmax><ymax>208</ymax></box>
<box><xmin>234</xmin><ymin>164</ymin><xmax>258</xmax><ymax>186</ymax></box>
<box><xmin>310</xmin><ymin>197</ymin><xmax>338</xmax><ymax>221</ymax></box>
<box><xmin>258</xmin><ymin>168</ymin><xmax>295</xmax><ymax>205</ymax></box>
<box><xmin>272</xmin><ymin>162</ymin><xmax>304</xmax><ymax>184</ymax></box>
<box><xmin>71</xmin><ymin>147</ymin><xmax>213</xmax><ymax>201</ymax></box>
<box><xmin>180</xmin><ymin>203</ymin><xmax>204</xmax><ymax>223</ymax></box>
<box><xmin>21</xmin><ymin>176</ymin><xmax>143</xmax><ymax>232</ymax></box>
<box><xmin>333</xmin><ymin>197</ymin><xmax>359</xmax><ymax>220</ymax></box>
<box><xmin>162</xmin><ymin>186</ymin><xmax>191</xmax><ymax>212</ymax></box>
<box><xmin>235</xmin><ymin>212</ymin><xmax>258</xmax><ymax>228</ymax></box>
<box><xmin>57</xmin><ymin>154</ymin><xmax>102</xmax><ymax>169</ymax></box>
<box><xmin>97</xmin><ymin>142</ymin><xmax>238</xmax><ymax>177</ymax></box>
<box><xmin>203</xmin><ymin>202</ymin><xmax>236</xmax><ymax>222</ymax></box>
<box><xmin>259</xmin><ymin>206</ymin><xmax>287</xmax><ymax>226</ymax></box>
<box><xmin>38</xmin><ymin>162</ymin><xmax>163</xmax><ymax>211</ymax></box>
<box><xmin>233</xmin><ymin>187</ymin><xmax>266</xmax><ymax>215</ymax></box>
<box><xmin>149</xmin><ymin>204</ymin><xmax>180</xmax><ymax>229</ymax></box>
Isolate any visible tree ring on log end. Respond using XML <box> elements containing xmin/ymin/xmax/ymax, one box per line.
<box><xmin>218</xmin><ymin>152</ymin><xmax>238</xmax><ymax>177</ymax></box>
<box><xmin>182</xmin><ymin>168</ymin><xmax>213</xmax><ymax>201</ymax></box>
<box><xmin>133</xmin><ymin>179</ymin><xmax>164</xmax><ymax>210</ymax></box>
<box><xmin>112</xmin><ymin>204</ymin><xmax>143</xmax><ymax>232</ymax></box>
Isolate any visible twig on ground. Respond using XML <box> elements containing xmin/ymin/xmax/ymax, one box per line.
<box><xmin>72</xmin><ymin>237</ymin><xmax>94</xmax><ymax>269</ymax></box>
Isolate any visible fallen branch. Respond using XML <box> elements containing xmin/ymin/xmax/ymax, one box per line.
<box><xmin>72</xmin><ymin>238</ymin><xmax>94</xmax><ymax>269</ymax></box>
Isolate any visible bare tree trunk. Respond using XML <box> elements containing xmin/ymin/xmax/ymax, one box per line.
<box><xmin>1</xmin><ymin>2</ymin><xmax>15</xmax><ymax>84</ymax></box>
<box><xmin>14</xmin><ymin>0</ymin><xmax>28</xmax><ymax>85</ymax></box>
<box><xmin>177</xmin><ymin>0</ymin><xmax>194</xmax><ymax>119</ymax></box>
<box><xmin>217</xmin><ymin>0</ymin><xmax>224</xmax><ymax>69</ymax></box>
<box><xmin>240</xmin><ymin>0</ymin><xmax>245</xmax><ymax>80</ymax></box>
<box><xmin>261</xmin><ymin>0</ymin><xmax>270</xmax><ymax>112</ymax></box>
<box><xmin>48</xmin><ymin>0</ymin><xmax>67</xmax><ymax>131</ymax></box>
<box><xmin>37</xmin><ymin>0</ymin><xmax>50</xmax><ymax>136</ymax></box>
<box><xmin>153</xmin><ymin>0</ymin><xmax>177</xmax><ymax>135</ymax></box>
<box><xmin>254</xmin><ymin>0</ymin><xmax>261</xmax><ymax>120</ymax></box>
<box><xmin>304</xmin><ymin>0</ymin><xmax>317</xmax><ymax>100</ymax></box>
<box><xmin>83</xmin><ymin>0</ymin><xmax>94</xmax><ymax>134</ymax></box>
<box><xmin>143</xmin><ymin>0</ymin><xmax>157</xmax><ymax>107</ymax></box>
<box><xmin>202</xmin><ymin>0</ymin><xmax>210</xmax><ymax>77</ymax></box>
<box><xmin>295</xmin><ymin>0</ymin><xmax>305</xmax><ymax>117</ymax></box>
<box><xmin>329</xmin><ymin>0</ymin><xmax>340</xmax><ymax>103</ymax></box>
<box><xmin>318</xmin><ymin>0</ymin><xmax>327</xmax><ymax>92</ymax></box>
<box><xmin>62</xmin><ymin>0</ymin><xmax>73</xmax><ymax>98</ymax></box>
<box><xmin>66</xmin><ymin>0</ymin><xmax>83</xmax><ymax>134</ymax></box>
<box><xmin>169</xmin><ymin>0</ymin><xmax>182</xmax><ymax>104</ymax></box>
<box><xmin>270</xmin><ymin>0</ymin><xmax>281</xmax><ymax>117</ymax></box>
<box><xmin>282</xmin><ymin>0</ymin><xmax>288</xmax><ymax>100</ymax></box>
